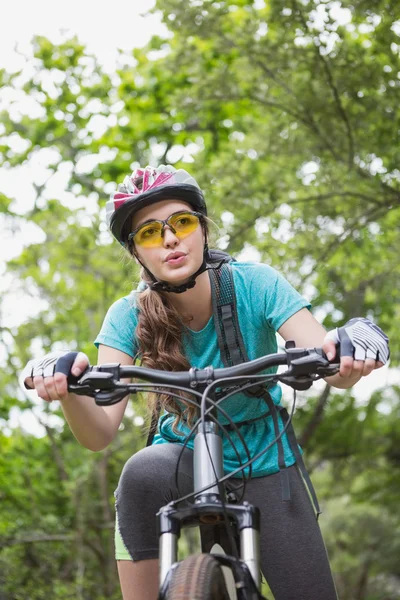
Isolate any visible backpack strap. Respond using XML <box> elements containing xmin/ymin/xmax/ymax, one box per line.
<box><xmin>208</xmin><ymin>262</ymin><xmax>247</xmax><ymax>367</ymax></box>
<box><xmin>209</xmin><ymin>264</ymin><xmax>267</xmax><ymax>398</ymax></box>
<box><xmin>209</xmin><ymin>262</ymin><xmax>320</xmax><ymax>517</ymax></box>
<box><xmin>279</xmin><ymin>406</ymin><xmax>321</xmax><ymax>516</ymax></box>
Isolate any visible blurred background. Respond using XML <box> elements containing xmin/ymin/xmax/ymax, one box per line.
<box><xmin>1</xmin><ymin>1</ymin><xmax>399</xmax><ymax>598</ymax></box>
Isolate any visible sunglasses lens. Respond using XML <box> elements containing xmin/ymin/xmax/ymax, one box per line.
<box><xmin>169</xmin><ymin>212</ymin><xmax>200</xmax><ymax>238</ymax></box>
<box><xmin>132</xmin><ymin>212</ymin><xmax>200</xmax><ymax>247</ymax></box>
<box><xmin>134</xmin><ymin>222</ymin><xmax>163</xmax><ymax>247</ymax></box>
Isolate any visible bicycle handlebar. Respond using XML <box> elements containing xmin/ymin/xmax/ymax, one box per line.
<box><xmin>67</xmin><ymin>343</ymin><xmax>340</xmax><ymax>401</ymax></box>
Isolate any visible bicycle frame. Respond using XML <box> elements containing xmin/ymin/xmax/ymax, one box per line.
<box><xmin>157</xmin><ymin>399</ymin><xmax>263</xmax><ymax>600</ymax></box>
<box><xmin>69</xmin><ymin>345</ymin><xmax>338</xmax><ymax>600</ymax></box>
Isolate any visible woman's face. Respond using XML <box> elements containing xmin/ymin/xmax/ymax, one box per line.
<box><xmin>130</xmin><ymin>200</ymin><xmax>205</xmax><ymax>285</ymax></box>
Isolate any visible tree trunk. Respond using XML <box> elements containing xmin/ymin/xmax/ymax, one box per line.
<box><xmin>354</xmin><ymin>560</ymin><xmax>371</xmax><ymax>600</ymax></box>
<box><xmin>43</xmin><ymin>423</ymin><xmax>69</xmax><ymax>481</ymax></box>
<box><xmin>298</xmin><ymin>383</ymin><xmax>331</xmax><ymax>448</ymax></box>
<box><xmin>96</xmin><ymin>450</ymin><xmax>116</xmax><ymax>598</ymax></box>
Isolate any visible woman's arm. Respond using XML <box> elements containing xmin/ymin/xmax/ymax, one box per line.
<box><xmin>57</xmin><ymin>345</ymin><xmax>132</xmax><ymax>451</ymax></box>
<box><xmin>277</xmin><ymin>308</ymin><xmax>380</xmax><ymax>389</ymax></box>
<box><xmin>24</xmin><ymin>345</ymin><xmax>133</xmax><ymax>451</ymax></box>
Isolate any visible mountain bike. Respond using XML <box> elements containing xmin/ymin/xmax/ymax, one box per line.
<box><xmin>68</xmin><ymin>341</ymin><xmax>339</xmax><ymax>599</ymax></box>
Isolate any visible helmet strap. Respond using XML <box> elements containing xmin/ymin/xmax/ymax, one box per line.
<box><xmin>132</xmin><ymin>230</ymin><xmax>223</xmax><ymax>294</ymax></box>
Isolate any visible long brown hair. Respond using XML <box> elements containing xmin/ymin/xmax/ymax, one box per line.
<box><xmin>130</xmin><ymin>221</ymin><xmax>210</xmax><ymax>435</ymax></box>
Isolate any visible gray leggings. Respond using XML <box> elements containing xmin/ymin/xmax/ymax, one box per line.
<box><xmin>115</xmin><ymin>443</ymin><xmax>338</xmax><ymax>600</ymax></box>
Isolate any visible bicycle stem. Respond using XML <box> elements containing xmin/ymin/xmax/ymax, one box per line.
<box><xmin>194</xmin><ymin>421</ymin><xmax>224</xmax><ymax>501</ymax></box>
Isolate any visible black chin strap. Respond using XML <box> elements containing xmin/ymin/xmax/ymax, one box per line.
<box><xmin>149</xmin><ymin>247</ymin><xmax>210</xmax><ymax>293</ymax></box>
<box><xmin>144</xmin><ymin>248</ymin><xmax>223</xmax><ymax>294</ymax></box>
<box><xmin>134</xmin><ymin>245</ymin><xmax>231</xmax><ymax>294</ymax></box>
<box><xmin>150</xmin><ymin>260</ymin><xmax>231</xmax><ymax>293</ymax></box>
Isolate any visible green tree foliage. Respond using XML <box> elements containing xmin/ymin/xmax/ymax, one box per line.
<box><xmin>131</xmin><ymin>0</ymin><xmax>400</xmax><ymax>351</ymax></box>
<box><xmin>0</xmin><ymin>414</ymin><xmax>145</xmax><ymax>599</ymax></box>
<box><xmin>1</xmin><ymin>1</ymin><xmax>399</xmax><ymax>598</ymax></box>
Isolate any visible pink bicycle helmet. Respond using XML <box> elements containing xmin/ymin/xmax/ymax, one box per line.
<box><xmin>106</xmin><ymin>165</ymin><xmax>207</xmax><ymax>246</ymax></box>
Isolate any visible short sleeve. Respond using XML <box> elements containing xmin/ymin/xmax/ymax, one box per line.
<box><xmin>94</xmin><ymin>295</ymin><xmax>139</xmax><ymax>358</ymax></box>
<box><xmin>262</xmin><ymin>266</ymin><xmax>311</xmax><ymax>331</ymax></box>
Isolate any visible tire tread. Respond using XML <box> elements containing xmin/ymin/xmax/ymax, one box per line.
<box><xmin>166</xmin><ymin>553</ymin><xmax>231</xmax><ymax>600</ymax></box>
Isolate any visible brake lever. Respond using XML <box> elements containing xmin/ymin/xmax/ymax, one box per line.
<box><xmin>69</xmin><ymin>364</ymin><xmax>141</xmax><ymax>405</ymax></box>
<box><xmin>289</xmin><ymin>353</ymin><xmax>339</xmax><ymax>377</ymax></box>
<box><xmin>67</xmin><ymin>372</ymin><xmax>115</xmax><ymax>397</ymax></box>
<box><xmin>80</xmin><ymin>371</ymin><xmax>117</xmax><ymax>389</ymax></box>
<box><xmin>279</xmin><ymin>343</ymin><xmax>340</xmax><ymax>390</ymax></box>
<box><xmin>94</xmin><ymin>388</ymin><xmax>133</xmax><ymax>406</ymax></box>
<box><xmin>67</xmin><ymin>363</ymin><xmax>123</xmax><ymax>396</ymax></box>
<box><xmin>277</xmin><ymin>375</ymin><xmax>314</xmax><ymax>391</ymax></box>
<box><xmin>312</xmin><ymin>347</ymin><xmax>340</xmax><ymax>376</ymax></box>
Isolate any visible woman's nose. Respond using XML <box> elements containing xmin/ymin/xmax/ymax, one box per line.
<box><xmin>162</xmin><ymin>225</ymin><xmax>179</xmax><ymax>247</ymax></box>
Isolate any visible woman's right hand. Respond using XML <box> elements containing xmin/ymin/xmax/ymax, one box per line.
<box><xmin>22</xmin><ymin>351</ymin><xmax>89</xmax><ymax>402</ymax></box>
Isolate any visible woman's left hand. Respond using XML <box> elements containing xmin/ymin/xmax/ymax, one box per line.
<box><xmin>323</xmin><ymin>317</ymin><xmax>389</xmax><ymax>382</ymax></box>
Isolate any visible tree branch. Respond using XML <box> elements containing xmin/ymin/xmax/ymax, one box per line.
<box><xmin>35</xmin><ymin>414</ymin><xmax>69</xmax><ymax>482</ymax></box>
<box><xmin>1</xmin><ymin>533</ymin><xmax>74</xmax><ymax>548</ymax></box>
<box><xmin>355</xmin><ymin>558</ymin><xmax>373</xmax><ymax>600</ymax></box>
<box><xmin>284</xmin><ymin>191</ymin><xmax>383</xmax><ymax>208</ymax></box>
<box><xmin>320</xmin><ymin>57</ymin><xmax>355</xmax><ymax>169</ymax></box>
<box><xmin>250</xmin><ymin>55</ymin><xmax>299</xmax><ymax>100</ymax></box>
<box><xmin>292</xmin><ymin>0</ymin><xmax>355</xmax><ymax>168</ymax></box>
<box><xmin>226</xmin><ymin>219</ymin><xmax>257</xmax><ymax>247</ymax></box>
<box><xmin>298</xmin><ymin>383</ymin><xmax>331</xmax><ymax>447</ymax></box>
<box><xmin>247</xmin><ymin>92</ymin><xmax>342</xmax><ymax>160</ymax></box>
<box><xmin>298</xmin><ymin>203</ymin><xmax>389</xmax><ymax>286</ymax></box>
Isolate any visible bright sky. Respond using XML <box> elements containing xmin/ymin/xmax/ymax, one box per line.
<box><xmin>0</xmin><ymin>0</ymin><xmax>162</xmax><ymax>72</ymax></box>
<box><xmin>0</xmin><ymin>0</ymin><xmax>163</xmax><ymax>434</ymax></box>
<box><xmin>1</xmin><ymin>0</ymin><xmax>398</xmax><ymax>435</ymax></box>
<box><xmin>0</xmin><ymin>0</ymin><xmax>161</xmax><ymax>323</ymax></box>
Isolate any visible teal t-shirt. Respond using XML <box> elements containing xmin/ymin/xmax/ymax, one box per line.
<box><xmin>94</xmin><ymin>262</ymin><xmax>310</xmax><ymax>477</ymax></box>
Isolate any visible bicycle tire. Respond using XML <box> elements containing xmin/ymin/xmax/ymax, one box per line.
<box><xmin>166</xmin><ymin>553</ymin><xmax>231</xmax><ymax>600</ymax></box>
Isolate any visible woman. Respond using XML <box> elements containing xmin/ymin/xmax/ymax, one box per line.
<box><xmin>24</xmin><ymin>165</ymin><xmax>389</xmax><ymax>600</ymax></box>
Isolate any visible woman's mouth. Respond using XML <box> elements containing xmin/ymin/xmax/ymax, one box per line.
<box><xmin>166</xmin><ymin>253</ymin><xmax>187</xmax><ymax>265</ymax></box>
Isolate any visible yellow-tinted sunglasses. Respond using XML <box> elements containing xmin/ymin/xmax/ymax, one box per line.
<box><xmin>128</xmin><ymin>211</ymin><xmax>202</xmax><ymax>248</ymax></box>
